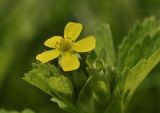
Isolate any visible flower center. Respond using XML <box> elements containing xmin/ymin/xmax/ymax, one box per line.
<box><xmin>58</xmin><ymin>38</ymin><xmax>73</xmax><ymax>52</ymax></box>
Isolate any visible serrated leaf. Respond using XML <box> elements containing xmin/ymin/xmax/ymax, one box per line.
<box><xmin>122</xmin><ymin>48</ymin><xmax>160</xmax><ymax>107</ymax></box>
<box><xmin>23</xmin><ymin>63</ymin><xmax>60</xmax><ymax>95</ymax></box>
<box><xmin>123</xmin><ymin>31</ymin><xmax>160</xmax><ymax>69</ymax></box>
<box><xmin>119</xmin><ymin>16</ymin><xmax>160</xmax><ymax>70</ymax></box>
<box><xmin>23</xmin><ymin>63</ymin><xmax>78</xmax><ymax>113</ymax></box>
<box><xmin>95</xmin><ymin>24</ymin><xmax>116</xmax><ymax>67</ymax></box>
<box><xmin>111</xmin><ymin>48</ymin><xmax>160</xmax><ymax>113</ymax></box>
<box><xmin>48</xmin><ymin>76</ymin><xmax>74</xmax><ymax>102</ymax></box>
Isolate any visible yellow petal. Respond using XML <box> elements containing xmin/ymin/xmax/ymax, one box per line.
<box><xmin>44</xmin><ymin>36</ymin><xmax>63</xmax><ymax>48</ymax></box>
<box><xmin>72</xmin><ymin>36</ymin><xmax>96</xmax><ymax>52</ymax></box>
<box><xmin>60</xmin><ymin>53</ymin><xmax>80</xmax><ymax>71</ymax></box>
<box><xmin>36</xmin><ymin>49</ymin><xmax>60</xmax><ymax>63</ymax></box>
<box><xmin>64</xmin><ymin>22</ymin><xmax>82</xmax><ymax>41</ymax></box>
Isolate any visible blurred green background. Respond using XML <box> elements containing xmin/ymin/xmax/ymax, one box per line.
<box><xmin>0</xmin><ymin>0</ymin><xmax>160</xmax><ymax>113</ymax></box>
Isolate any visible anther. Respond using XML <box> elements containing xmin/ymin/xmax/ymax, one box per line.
<box><xmin>67</xmin><ymin>36</ymin><xmax>71</xmax><ymax>39</ymax></box>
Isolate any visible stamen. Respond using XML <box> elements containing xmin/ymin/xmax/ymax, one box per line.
<box><xmin>67</xmin><ymin>36</ymin><xmax>71</xmax><ymax>40</ymax></box>
<box><xmin>58</xmin><ymin>38</ymin><xmax>72</xmax><ymax>52</ymax></box>
<box><xmin>55</xmin><ymin>41</ymin><xmax>59</xmax><ymax>47</ymax></box>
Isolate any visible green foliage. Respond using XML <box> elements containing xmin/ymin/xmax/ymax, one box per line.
<box><xmin>117</xmin><ymin>17</ymin><xmax>160</xmax><ymax>111</ymax></box>
<box><xmin>24</xmin><ymin>17</ymin><xmax>160</xmax><ymax>113</ymax></box>
<box><xmin>48</xmin><ymin>76</ymin><xmax>74</xmax><ymax>101</ymax></box>
<box><xmin>122</xmin><ymin>48</ymin><xmax>160</xmax><ymax>110</ymax></box>
<box><xmin>23</xmin><ymin>63</ymin><xmax>60</xmax><ymax>95</ymax></box>
<box><xmin>23</xmin><ymin>63</ymin><xmax>80</xmax><ymax>113</ymax></box>
<box><xmin>94</xmin><ymin>24</ymin><xmax>116</xmax><ymax>67</ymax></box>
<box><xmin>77</xmin><ymin>75</ymin><xmax>111</xmax><ymax>113</ymax></box>
<box><xmin>1</xmin><ymin>1</ymin><xmax>160</xmax><ymax>113</ymax></box>
<box><xmin>119</xmin><ymin>17</ymin><xmax>160</xmax><ymax>70</ymax></box>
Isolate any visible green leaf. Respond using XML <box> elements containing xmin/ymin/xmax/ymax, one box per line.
<box><xmin>119</xmin><ymin>16</ymin><xmax>160</xmax><ymax>70</ymax></box>
<box><xmin>95</xmin><ymin>24</ymin><xmax>116</xmax><ymax>67</ymax></box>
<box><xmin>23</xmin><ymin>63</ymin><xmax>60</xmax><ymax>95</ymax></box>
<box><xmin>122</xmin><ymin>48</ymin><xmax>160</xmax><ymax>107</ymax></box>
<box><xmin>48</xmin><ymin>75</ymin><xmax>74</xmax><ymax>102</ymax></box>
<box><xmin>86</xmin><ymin>52</ymin><xmax>97</xmax><ymax>70</ymax></box>
<box><xmin>23</xmin><ymin>63</ymin><xmax>79</xmax><ymax>113</ymax></box>
<box><xmin>113</xmin><ymin>67</ymin><xmax>130</xmax><ymax>97</ymax></box>
<box><xmin>51</xmin><ymin>96</ymin><xmax>81</xmax><ymax>113</ymax></box>
<box><xmin>111</xmin><ymin>48</ymin><xmax>160</xmax><ymax>113</ymax></box>
<box><xmin>122</xmin><ymin>31</ymin><xmax>160</xmax><ymax>69</ymax></box>
<box><xmin>48</xmin><ymin>74</ymin><xmax>80</xmax><ymax>113</ymax></box>
<box><xmin>103</xmin><ymin>98</ymin><xmax>122</xmax><ymax>113</ymax></box>
<box><xmin>77</xmin><ymin>74</ymin><xmax>111</xmax><ymax>113</ymax></box>
<box><xmin>86</xmin><ymin>52</ymin><xmax>106</xmax><ymax>73</ymax></box>
<box><xmin>68</xmin><ymin>70</ymin><xmax>88</xmax><ymax>97</ymax></box>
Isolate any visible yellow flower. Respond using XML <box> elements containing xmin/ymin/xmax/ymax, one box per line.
<box><xmin>36</xmin><ymin>22</ymin><xmax>96</xmax><ymax>71</ymax></box>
